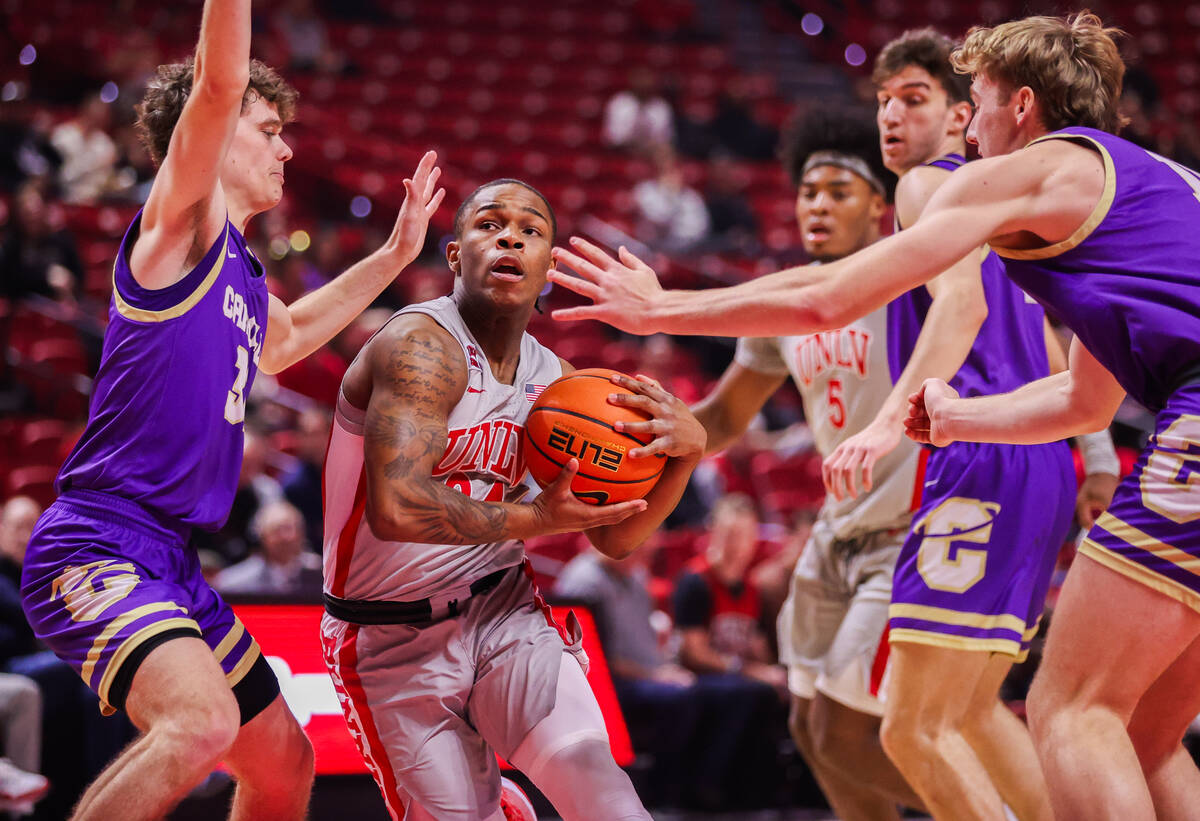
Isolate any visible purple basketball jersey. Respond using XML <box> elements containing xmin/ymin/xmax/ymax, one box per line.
<box><xmin>888</xmin><ymin>154</ymin><xmax>1052</xmax><ymax>396</ymax></box>
<box><xmin>56</xmin><ymin>213</ymin><xmax>268</xmax><ymax>531</ymax></box>
<box><xmin>994</xmin><ymin>127</ymin><xmax>1200</xmax><ymax>413</ymax></box>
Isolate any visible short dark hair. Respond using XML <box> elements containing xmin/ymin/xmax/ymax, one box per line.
<box><xmin>453</xmin><ymin>178</ymin><xmax>557</xmax><ymax>241</ymax></box>
<box><xmin>136</xmin><ymin>56</ymin><xmax>298</xmax><ymax>167</ymax></box>
<box><xmin>780</xmin><ymin>107</ymin><xmax>895</xmax><ymax>201</ymax></box>
<box><xmin>873</xmin><ymin>28</ymin><xmax>971</xmax><ymax>104</ymax></box>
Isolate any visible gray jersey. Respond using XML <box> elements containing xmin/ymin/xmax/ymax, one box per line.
<box><xmin>323</xmin><ymin>296</ymin><xmax>564</xmax><ymax>601</ymax></box>
<box><xmin>735</xmin><ymin>304</ymin><xmax>919</xmax><ymax>538</ymax></box>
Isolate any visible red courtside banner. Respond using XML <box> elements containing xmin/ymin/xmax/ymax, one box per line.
<box><xmin>232</xmin><ymin>603</ymin><xmax>635</xmax><ymax>773</ymax></box>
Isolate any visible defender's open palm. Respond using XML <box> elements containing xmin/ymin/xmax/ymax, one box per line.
<box><xmin>531</xmin><ymin>458</ymin><xmax>648</xmax><ymax>534</ymax></box>
<box><xmin>606</xmin><ymin>373</ymin><xmax>706</xmax><ymax>461</ymax></box>
<box><xmin>548</xmin><ymin>238</ymin><xmax>663</xmax><ymax>334</ymax></box>
<box><xmin>823</xmin><ymin>419</ymin><xmax>903</xmax><ymax>501</ymax></box>
<box><xmin>383</xmin><ymin>150</ymin><xmax>446</xmax><ymax>268</ymax></box>
<box><xmin>905</xmin><ymin>379</ymin><xmax>959</xmax><ymax>447</ymax></box>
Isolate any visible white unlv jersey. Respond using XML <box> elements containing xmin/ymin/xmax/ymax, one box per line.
<box><xmin>323</xmin><ymin>296</ymin><xmax>564</xmax><ymax>601</ymax></box>
<box><xmin>735</xmin><ymin>303</ymin><xmax>919</xmax><ymax>539</ymax></box>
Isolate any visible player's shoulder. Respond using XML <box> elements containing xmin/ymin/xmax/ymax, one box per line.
<box><xmin>895</xmin><ymin>164</ymin><xmax>951</xmax><ymax>226</ymax></box>
<box><xmin>367</xmin><ymin>311</ymin><xmax>461</xmax><ymax>366</ymax></box>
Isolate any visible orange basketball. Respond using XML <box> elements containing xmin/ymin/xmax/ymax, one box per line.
<box><xmin>524</xmin><ymin>368</ymin><xmax>666</xmax><ymax>505</ymax></box>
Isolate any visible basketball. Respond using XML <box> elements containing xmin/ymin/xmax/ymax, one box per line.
<box><xmin>524</xmin><ymin>368</ymin><xmax>667</xmax><ymax>505</ymax></box>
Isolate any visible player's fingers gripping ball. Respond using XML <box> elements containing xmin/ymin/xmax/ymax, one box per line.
<box><xmin>524</xmin><ymin>368</ymin><xmax>667</xmax><ymax>504</ymax></box>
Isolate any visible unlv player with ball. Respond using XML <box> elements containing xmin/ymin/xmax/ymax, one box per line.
<box><xmin>321</xmin><ymin>178</ymin><xmax>705</xmax><ymax>820</ymax></box>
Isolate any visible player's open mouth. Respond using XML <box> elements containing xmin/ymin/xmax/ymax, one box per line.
<box><xmin>490</xmin><ymin>256</ymin><xmax>525</xmax><ymax>281</ymax></box>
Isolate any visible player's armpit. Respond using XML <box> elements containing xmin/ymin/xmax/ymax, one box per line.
<box><xmin>691</xmin><ymin>362</ymin><xmax>787</xmax><ymax>456</ymax></box>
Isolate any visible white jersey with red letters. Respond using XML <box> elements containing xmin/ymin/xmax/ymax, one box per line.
<box><xmin>322</xmin><ymin>295</ymin><xmax>564</xmax><ymax>602</ymax></box>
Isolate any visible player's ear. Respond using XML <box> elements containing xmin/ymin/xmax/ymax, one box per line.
<box><xmin>1013</xmin><ymin>86</ymin><xmax>1037</xmax><ymax>128</ymax></box>
<box><xmin>446</xmin><ymin>240</ymin><xmax>461</xmax><ymax>276</ymax></box>
<box><xmin>868</xmin><ymin>192</ymin><xmax>886</xmax><ymax>222</ymax></box>
<box><xmin>949</xmin><ymin>100</ymin><xmax>973</xmax><ymax>132</ymax></box>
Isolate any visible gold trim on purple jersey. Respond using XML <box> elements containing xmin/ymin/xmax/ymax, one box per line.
<box><xmin>990</xmin><ymin>134</ymin><xmax>1117</xmax><ymax>260</ymax></box>
<box><xmin>224</xmin><ymin>639</ymin><xmax>262</xmax><ymax>687</ymax></box>
<box><xmin>112</xmin><ymin>224</ymin><xmax>230</xmax><ymax>323</ymax></box>
<box><xmin>80</xmin><ymin>602</ymin><xmax>191</xmax><ymax>689</ymax></box>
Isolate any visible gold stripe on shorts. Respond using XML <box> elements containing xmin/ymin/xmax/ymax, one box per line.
<box><xmin>888</xmin><ymin>603</ymin><xmax>1029</xmax><ymax>635</ymax></box>
<box><xmin>1093</xmin><ymin>513</ymin><xmax>1200</xmax><ymax>578</ymax></box>
<box><xmin>81</xmin><ymin>602</ymin><xmax>190</xmax><ymax>688</ymax></box>
<box><xmin>224</xmin><ymin>639</ymin><xmax>262</xmax><ymax>687</ymax></box>
<box><xmin>888</xmin><ymin>627</ymin><xmax>1025</xmax><ymax>660</ymax></box>
<box><xmin>213</xmin><ymin>618</ymin><xmax>247</xmax><ymax>664</ymax></box>
<box><xmin>1079</xmin><ymin>538</ymin><xmax>1200</xmax><ymax>615</ymax></box>
<box><xmin>96</xmin><ymin>617</ymin><xmax>200</xmax><ymax>708</ymax></box>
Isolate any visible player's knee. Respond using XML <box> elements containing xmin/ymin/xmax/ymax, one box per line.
<box><xmin>879</xmin><ymin>708</ymin><xmax>932</xmax><ymax>766</ymax></box>
<box><xmin>787</xmin><ymin>699</ymin><xmax>815</xmax><ymax>757</ymax></box>
<box><xmin>160</xmin><ymin>694</ymin><xmax>241</xmax><ymax>768</ymax></box>
<box><xmin>810</xmin><ymin>712</ymin><xmax>864</xmax><ymax>773</ymax></box>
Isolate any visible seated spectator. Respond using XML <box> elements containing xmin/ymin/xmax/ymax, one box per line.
<box><xmin>214</xmin><ymin>500</ymin><xmax>322</xmax><ymax>597</ymax></box>
<box><xmin>632</xmin><ymin>146</ymin><xmax>710</xmax><ymax>254</ymax></box>
<box><xmin>0</xmin><ymin>182</ymin><xmax>84</xmax><ymax>306</ymax></box>
<box><xmin>0</xmin><ymin>673</ymin><xmax>49</xmax><ymax>808</ymax></box>
<box><xmin>672</xmin><ymin>492</ymin><xmax>789</xmax><ymax>810</ymax></box>
<box><xmin>191</xmin><ymin>429</ymin><xmax>283</xmax><ymax>564</ymax></box>
<box><xmin>281</xmin><ymin>407</ymin><xmax>333</xmax><ymax>550</ymax></box>
<box><xmin>50</xmin><ymin>94</ymin><xmax>120</xmax><ymax>204</ymax></box>
<box><xmin>0</xmin><ymin>103</ymin><xmax>62</xmax><ymax>192</ymax></box>
<box><xmin>0</xmin><ymin>496</ymin><xmax>133</xmax><ymax>818</ymax></box>
<box><xmin>553</xmin><ymin>545</ymin><xmax>699</xmax><ymax>807</ymax></box>
<box><xmin>711</xmin><ymin>78</ymin><xmax>778</xmax><ymax>161</ymax></box>
<box><xmin>702</xmin><ymin>154</ymin><xmax>760</xmax><ymax>254</ymax></box>
<box><xmin>603</xmin><ymin>68</ymin><xmax>675</xmax><ymax>156</ymax></box>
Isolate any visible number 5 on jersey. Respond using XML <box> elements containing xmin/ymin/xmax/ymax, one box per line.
<box><xmin>225</xmin><ymin>345</ymin><xmax>249</xmax><ymax>425</ymax></box>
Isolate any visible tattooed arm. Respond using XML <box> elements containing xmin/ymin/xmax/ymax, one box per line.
<box><xmin>361</xmin><ymin>314</ymin><xmax>646</xmax><ymax>545</ymax></box>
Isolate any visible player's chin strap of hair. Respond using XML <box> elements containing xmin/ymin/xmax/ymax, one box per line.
<box><xmin>803</xmin><ymin>151</ymin><xmax>887</xmax><ymax>197</ymax></box>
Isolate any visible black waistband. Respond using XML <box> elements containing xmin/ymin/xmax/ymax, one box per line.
<box><xmin>323</xmin><ymin>566</ymin><xmax>513</xmax><ymax>625</ymax></box>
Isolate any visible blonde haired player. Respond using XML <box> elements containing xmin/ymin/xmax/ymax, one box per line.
<box><xmin>547</xmin><ymin>11</ymin><xmax>1200</xmax><ymax>820</ymax></box>
<box><xmin>321</xmin><ymin>179</ymin><xmax>706</xmax><ymax>820</ymax></box>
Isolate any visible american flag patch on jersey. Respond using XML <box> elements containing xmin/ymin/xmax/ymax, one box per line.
<box><xmin>525</xmin><ymin>383</ymin><xmax>546</xmax><ymax>402</ymax></box>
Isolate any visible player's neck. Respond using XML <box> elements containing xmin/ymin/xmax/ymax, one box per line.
<box><xmin>456</xmin><ymin>294</ymin><xmax>531</xmax><ymax>385</ymax></box>
<box><xmin>899</xmin><ymin>134</ymin><xmax>968</xmax><ymax>178</ymax></box>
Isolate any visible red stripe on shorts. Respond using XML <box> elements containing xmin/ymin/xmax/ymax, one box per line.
<box><xmin>329</xmin><ymin>470</ymin><xmax>368</xmax><ymax>598</ymax></box>
<box><xmin>869</xmin><ymin>625</ymin><xmax>891</xmax><ymax>698</ymax></box>
<box><xmin>520</xmin><ymin>560</ymin><xmax>570</xmax><ymax>644</ymax></box>
<box><xmin>324</xmin><ymin>625</ymin><xmax>407</xmax><ymax>820</ymax></box>
<box><xmin>910</xmin><ymin>447</ymin><xmax>930</xmax><ymax>512</ymax></box>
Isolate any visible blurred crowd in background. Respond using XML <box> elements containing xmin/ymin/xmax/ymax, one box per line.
<box><xmin>0</xmin><ymin>0</ymin><xmax>1193</xmax><ymax>814</ymax></box>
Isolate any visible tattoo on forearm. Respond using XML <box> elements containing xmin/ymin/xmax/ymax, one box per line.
<box><xmin>365</xmin><ymin>325</ymin><xmax>513</xmax><ymax>544</ymax></box>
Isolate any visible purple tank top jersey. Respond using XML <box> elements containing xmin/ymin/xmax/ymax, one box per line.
<box><xmin>994</xmin><ymin>127</ymin><xmax>1200</xmax><ymax>412</ymax></box>
<box><xmin>887</xmin><ymin>154</ymin><xmax>1051</xmax><ymax>396</ymax></box>
<box><xmin>56</xmin><ymin>213</ymin><xmax>268</xmax><ymax>531</ymax></box>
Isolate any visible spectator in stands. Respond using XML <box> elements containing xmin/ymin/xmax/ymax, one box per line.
<box><xmin>701</xmin><ymin>154</ymin><xmax>760</xmax><ymax>254</ymax></box>
<box><xmin>214</xmin><ymin>500</ymin><xmax>321</xmax><ymax>597</ymax></box>
<box><xmin>0</xmin><ymin>673</ymin><xmax>49</xmax><ymax>808</ymax></box>
<box><xmin>274</xmin><ymin>0</ymin><xmax>340</xmax><ymax>73</ymax></box>
<box><xmin>603</xmin><ymin>68</ymin><xmax>675</xmax><ymax>155</ymax></box>
<box><xmin>711</xmin><ymin>78</ymin><xmax>778</xmax><ymax>161</ymax></box>
<box><xmin>553</xmin><ymin>545</ymin><xmax>699</xmax><ymax>807</ymax></box>
<box><xmin>191</xmin><ymin>429</ymin><xmax>283</xmax><ymax>564</ymax></box>
<box><xmin>0</xmin><ymin>496</ymin><xmax>132</xmax><ymax>817</ymax></box>
<box><xmin>50</xmin><ymin>94</ymin><xmax>121</xmax><ymax>204</ymax></box>
<box><xmin>281</xmin><ymin>408</ymin><xmax>332</xmax><ymax>550</ymax></box>
<box><xmin>0</xmin><ymin>104</ymin><xmax>61</xmax><ymax>193</ymax></box>
<box><xmin>0</xmin><ymin>182</ymin><xmax>84</xmax><ymax>306</ymax></box>
<box><xmin>632</xmin><ymin>145</ymin><xmax>710</xmax><ymax>254</ymax></box>
<box><xmin>672</xmin><ymin>492</ymin><xmax>788</xmax><ymax>809</ymax></box>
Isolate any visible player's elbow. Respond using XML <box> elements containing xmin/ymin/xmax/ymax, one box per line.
<box><xmin>364</xmin><ymin>501</ymin><xmax>410</xmax><ymax>543</ymax></box>
<box><xmin>585</xmin><ymin>531</ymin><xmax>641</xmax><ymax>561</ymax></box>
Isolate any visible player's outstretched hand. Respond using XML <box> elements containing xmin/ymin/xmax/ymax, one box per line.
<box><xmin>823</xmin><ymin>418</ymin><xmax>903</xmax><ymax>501</ymax></box>
<box><xmin>547</xmin><ymin>238</ymin><xmax>663</xmax><ymax>334</ymax></box>
<box><xmin>382</xmin><ymin>150</ymin><xmax>446</xmax><ymax>268</ymax></box>
<box><xmin>532</xmin><ymin>458</ymin><xmax>649</xmax><ymax>534</ymax></box>
<box><xmin>606</xmin><ymin>373</ymin><xmax>706</xmax><ymax>462</ymax></box>
<box><xmin>904</xmin><ymin>378</ymin><xmax>959</xmax><ymax>447</ymax></box>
